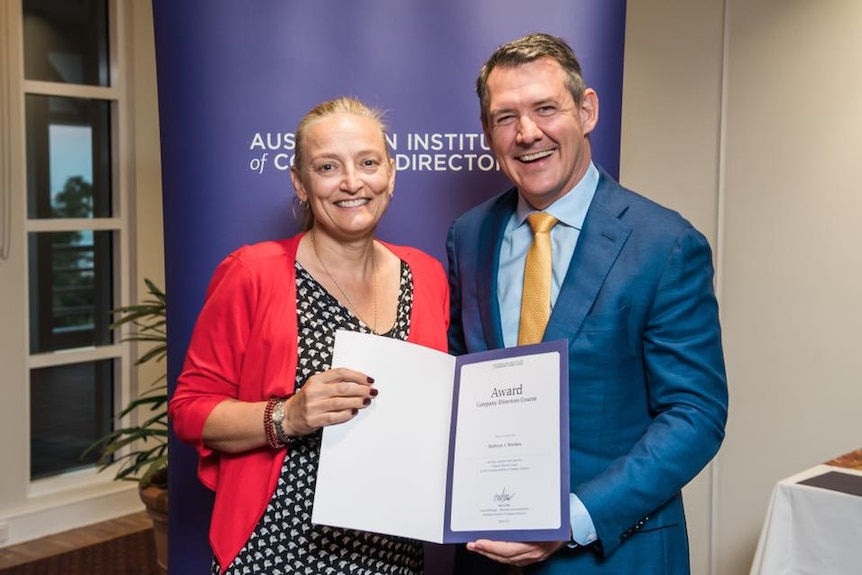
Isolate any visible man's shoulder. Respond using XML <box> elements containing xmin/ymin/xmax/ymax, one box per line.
<box><xmin>594</xmin><ymin>171</ymin><xmax>695</xmax><ymax>233</ymax></box>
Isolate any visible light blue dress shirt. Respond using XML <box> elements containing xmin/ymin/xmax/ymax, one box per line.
<box><xmin>497</xmin><ymin>161</ymin><xmax>599</xmax><ymax>547</ymax></box>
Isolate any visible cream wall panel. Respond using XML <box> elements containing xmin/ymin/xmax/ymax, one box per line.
<box><xmin>622</xmin><ymin>1</ymin><xmax>725</xmax><ymax>244</ymax></box>
<box><xmin>131</xmin><ymin>1</ymin><xmax>164</xmax><ymax>296</ymax></box>
<box><xmin>718</xmin><ymin>1</ymin><xmax>862</xmax><ymax>574</ymax></box>
<box><xmin>0</xmin><ymin>0</ymin><xmax>31</xmax><ymax>515</ymax></box>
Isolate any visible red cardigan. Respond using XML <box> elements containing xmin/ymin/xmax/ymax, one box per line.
<box><xmin>169</xmin><ymin>233</ymin><xmax>450</xmax><ymax>572</ymax></box>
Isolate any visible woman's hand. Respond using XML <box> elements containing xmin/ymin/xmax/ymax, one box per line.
<box><xmin>201</xmin><ymin>367</ymin><xmax>376</xmax><ymax>453</ymax></box>
<box><xmin>284</xmin><ymin>367</ymin><xmax>378</xmax><ymax>436</ymax></box>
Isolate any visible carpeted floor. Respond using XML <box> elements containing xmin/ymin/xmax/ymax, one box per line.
<box><xmin>0</xmin><ymin>526</ymin><xmax>160</xmax><ymax>575</ymax></box>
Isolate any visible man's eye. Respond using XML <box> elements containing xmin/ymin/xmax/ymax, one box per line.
<box><xmin>493</xmin><ymin>115</ymin><xmax>516</xmax><ymax>127</ymax></box>
<box><xmin>315</xmin><ymin>163</ymin><xmax>336</xmax><ymax>173</ymax></box>
<box><xmin>536</xmin><ymin>106</ymin><xmax>557</xmax><ymax>117</ymax></box>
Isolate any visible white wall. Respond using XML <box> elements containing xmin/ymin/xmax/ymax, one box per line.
<box><xmin>622</xmin><ymin>1</ymin><xmax>862</xmax><ymax>574</ymax></box>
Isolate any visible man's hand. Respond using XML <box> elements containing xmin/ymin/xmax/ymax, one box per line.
<box><xmin>466</xmin><ymin>539</ymin><xmax>566</xmax><ymax>567</ymax></box>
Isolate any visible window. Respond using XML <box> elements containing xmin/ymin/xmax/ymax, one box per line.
<box><xmin>22</xmin><ymin>0</ymin><xmax>130</xmax><ymax>481</ymax></box>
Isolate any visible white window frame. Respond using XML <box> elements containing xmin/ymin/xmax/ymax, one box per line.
<box><xmin>0</xmin><ymin>0</ymin><xmax>144</xmax><ymax>545</ymax></box>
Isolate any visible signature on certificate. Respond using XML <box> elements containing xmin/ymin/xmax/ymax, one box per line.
<box><xmin>493</xmin><ymin>487</ymin><xmax>516</xmax><ymax>504</ymax></box>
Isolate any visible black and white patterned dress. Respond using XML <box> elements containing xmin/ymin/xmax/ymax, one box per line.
<box><xmin>214</xmin><ymin>260</ymin><xmax>423</xmax><ymax>575</ymax></box>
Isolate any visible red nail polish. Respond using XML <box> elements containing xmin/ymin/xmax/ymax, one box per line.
<box><xmin>370</xmin><ymin>388</ymin><xmax>379</xmax><ymax>396</ymax></box>
<box><xmin>352</xmin><ymin>408</ymin><xmax>358</xmax><ymax>415</ymax></box>
<box><xmin>367</xmin><ymin>376</ymin><xmax>375</xmax><ymax>384</ymax></box>
<box><xmin>363</xmin><ymin>398</ymin><xmax>371</xmax><ymax>406</ymax></box>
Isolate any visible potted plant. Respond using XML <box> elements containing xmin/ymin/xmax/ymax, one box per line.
<box><xmin>84</xmin><ymin>278</ymin><xmax>168</xmax><ymax>574</ymax></box>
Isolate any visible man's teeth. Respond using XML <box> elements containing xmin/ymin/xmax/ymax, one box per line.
<box><xmin>336</xmin><ymin>199</ymin><xmax>369</xmax><ymax>208</ymax></box>
<box><xmin>519</xmin><ymin>150</ymin><xmax>554</xmax><ymax>162</ymax></box>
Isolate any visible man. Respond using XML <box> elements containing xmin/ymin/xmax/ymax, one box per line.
<box><xmin>447</xmin><ymin>32</ymin><xmax>728</xmax><ymax>574</ymax></box>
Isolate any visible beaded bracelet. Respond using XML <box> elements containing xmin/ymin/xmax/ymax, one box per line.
<box><xmin>263</xmin><ymin>397</ymin><xmax>284</xmax><ymax>449</ymax></box>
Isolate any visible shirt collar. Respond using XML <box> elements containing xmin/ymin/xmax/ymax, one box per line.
<box><xmin>515</xmin><ymin>161</ymin><xmax>599</xmax><ymax>230</ymax></box>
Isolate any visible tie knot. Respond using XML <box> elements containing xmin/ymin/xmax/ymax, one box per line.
<box><xmin>527</xmin><ymin>212</ymin><xmax>558</xmax><ymax>234</ymax></box>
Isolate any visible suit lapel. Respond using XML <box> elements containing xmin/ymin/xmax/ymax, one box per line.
<box><xmin>478</xmin><ymin>189</ymin><xmax>518</xmax><ymax>350</ymax></box>
<box><xmin>544</xmin><ymin>173</ymin><xmax>631</xmax><ymax>343</ymax></box>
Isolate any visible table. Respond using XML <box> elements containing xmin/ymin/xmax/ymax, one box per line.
<box><xmin>750</xmin><ymin>448</ymin><xmax>862</xmax><ymax>575</ymax></box>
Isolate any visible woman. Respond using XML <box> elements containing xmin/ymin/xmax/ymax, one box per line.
<box><xmin>169</xmin><ymin>96</ymin><xmax>449</xmax><ymax>575</ymax></box>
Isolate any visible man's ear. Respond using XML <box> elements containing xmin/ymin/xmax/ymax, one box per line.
<box><xmin>579</xmin><ymin>88</ymin><xmax>600</xmax><ymax>136</ymax></box>
<box><xmin>481</xmin><ymin>117</ymin><xmax>495</xmax><ymax>153</ymax></box>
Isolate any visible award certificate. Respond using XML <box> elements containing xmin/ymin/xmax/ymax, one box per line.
<box><xmin>312</xmin><ymin>330</ymin><xmax>569</xmax><ymax>544</ymax></box>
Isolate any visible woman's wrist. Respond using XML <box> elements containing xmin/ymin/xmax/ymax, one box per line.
<box><xmin>263</xmin><ymin>397</ymin><xmax>285</xmax><ymax>449</ymax></box>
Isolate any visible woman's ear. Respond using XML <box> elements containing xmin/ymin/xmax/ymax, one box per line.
<box><xmin>290</xmin><ymin>166</ymin><xmax>307</xmax><ymax>203</ymax></box>
<box><xmin>387</xmin><ymin>157</ymin><xmax>396</xmax><ymax>198</ymax></box>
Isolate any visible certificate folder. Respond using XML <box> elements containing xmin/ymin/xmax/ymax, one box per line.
<box><xmin>312</xmin><ymin>330</ymin><xmax>570</xmax><ymax>544</ymax></box>
<box><xmin>797</xmin><ymin>471</ymin><xmax>862</xmax><ymax>497</ymax></box>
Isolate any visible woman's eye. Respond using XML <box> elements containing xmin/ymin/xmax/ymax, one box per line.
<box><xmin>315</xmin><ymin>162</ymin><xmax>336</xmax><ymax>173</ymax></box>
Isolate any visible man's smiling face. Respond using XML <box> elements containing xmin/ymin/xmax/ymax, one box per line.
<box><xmin>484</xmin><ymin>57</ymin><xmax>598</xmax><ymax>210</ymax></box>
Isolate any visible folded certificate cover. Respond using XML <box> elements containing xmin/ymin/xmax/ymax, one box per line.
<box><xmin>312</xmin><ymin>331</ymin><xmax>570</xmax><ymax>544</ymax></box>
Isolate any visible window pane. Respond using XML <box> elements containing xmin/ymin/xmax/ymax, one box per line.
<box><xmin>26</xmin><ymin>95</ymin><xmax>112</xmax><ymax>219</ymax></box>
<box><xmin>30</xmin><ymin>360</ymin><xmax>114</xmax><ymax>479</ymax></box>
<box><xmin>22</xmin><ymin>0</ymin><xmax>110</xmax><ymax>86</ymax></box>
<box><xmin>28</xmin><ymin>231</ymin><xmax>113</xmax><ymax>353</ymax></box>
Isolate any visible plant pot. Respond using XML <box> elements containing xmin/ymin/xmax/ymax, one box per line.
<box><xmin>139</xmin><ymin>483</ymin><xmax>168</xmax><ymax>575</ymax></box>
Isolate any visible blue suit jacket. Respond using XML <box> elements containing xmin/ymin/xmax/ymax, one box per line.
<box><xmin>446</xmin><ymin>168</ymin><xmax>728</xmax><ymax>575</ymax></box>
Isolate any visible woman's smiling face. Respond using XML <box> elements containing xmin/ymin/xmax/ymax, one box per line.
<box><xmin>291</xmin><ymin>112</ymin><xmax>395</xmax><ymax>241</ymax></box>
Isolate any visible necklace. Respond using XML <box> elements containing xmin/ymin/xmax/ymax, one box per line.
<box><xmin>309</xmin><ymin>231</ymin><xmax>378</xmax><ymax>334</ymax></box>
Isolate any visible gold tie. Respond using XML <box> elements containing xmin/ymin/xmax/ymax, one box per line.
<box><xmin>518</xmin><ymin>212</ymin><xmax>558</xmax><ymax>345</ymax></box>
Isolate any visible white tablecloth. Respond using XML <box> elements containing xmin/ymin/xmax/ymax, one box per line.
<box><xmin>750</xmin><ymin>462</ymin><xmax>862</xmax><ymax>575</ymax></box>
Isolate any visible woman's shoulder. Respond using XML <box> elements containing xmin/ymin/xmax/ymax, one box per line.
<box><xmin>210</xmin><ymin>236</ymin><xmax>302</xmax><ymax>287</ymax></box>
<box><xmin>227</xmin><ymin>235</ymin><xmax>302</xmax><ymax>265</ymax></box>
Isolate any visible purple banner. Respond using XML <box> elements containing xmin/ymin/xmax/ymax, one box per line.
<box><xmin>152</xmin><ymin>1</ymin><xmax>626</xmax><ymax>572</ymax></box>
